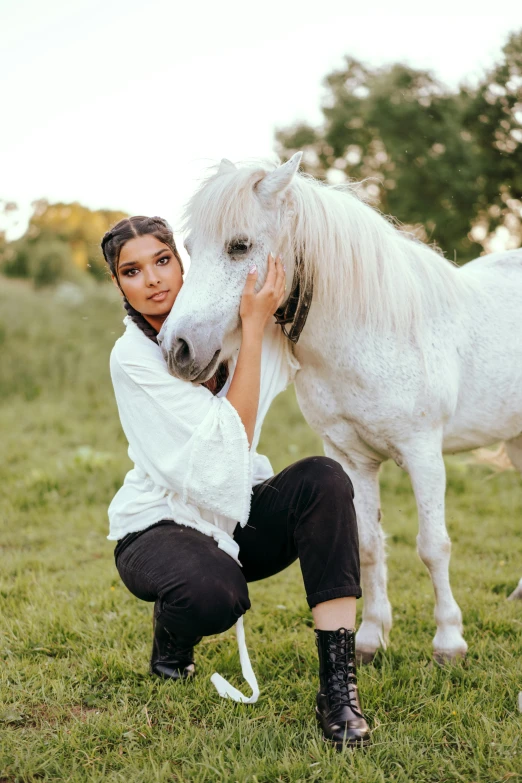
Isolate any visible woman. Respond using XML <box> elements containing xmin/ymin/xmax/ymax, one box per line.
<box><xmin>101</xmin><ymin>215</ymin><xmax>370</xmax><ymax>749</ymax></box>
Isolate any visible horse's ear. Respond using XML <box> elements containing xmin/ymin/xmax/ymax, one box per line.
<box><xmin>256</xmin><ymin>152</ymin><xmax>303</xmax><ymax>201</ymax></box>
<box><xmin>217</xmin><ymin>158</ymin><xmax>237</xmax><ymax>175</ymax></box>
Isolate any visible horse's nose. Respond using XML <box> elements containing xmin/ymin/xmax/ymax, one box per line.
<box><xmin>168</xmin><ymin>335</ymin><xmax>195</xmax><ymax>374</ymax></box>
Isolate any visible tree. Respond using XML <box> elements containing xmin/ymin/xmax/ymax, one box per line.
<box><xmin>1</xmin><ymin>201</ymin><xmax>128</xmax><ymax>285</ymax></box>
<box><xmin>27</xmin><ymin>200</ymin><xmax>128</xmax><ymax>281</ymax></box>
<box><xmin>0</xmin><ymin>200</ymin><xmax>18</xmax><ymax>268</ymax></box>
<box><xmin>462</xmin><ymin>30</ymin><xmax>522</xmax><ymax>250</ymax></box>
<box><xmin>276</xmin><ymin>33</ymin><xmax>522</xmax><ymax>263</ymax></box>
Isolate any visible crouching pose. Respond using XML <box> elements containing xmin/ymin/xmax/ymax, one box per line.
<box><xmin>102</xmin><ymin>215</ymin><xmax>370</xmax><ymax>749</ymax></box>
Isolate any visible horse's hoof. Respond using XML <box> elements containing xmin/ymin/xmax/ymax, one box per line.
<box><xmin>507</xmin><ymin>579</ymin><xmax>522</xmax><ymax>601</ymax></box>
<box><xmin>433</xmin><ymin>649</ymin><xmax>466</xmax><ymax>666</ymax></box>
<box><xmin>356</xmin><ymin>649</ymin><xmax>377</xmax><ymax>665</ymax></box>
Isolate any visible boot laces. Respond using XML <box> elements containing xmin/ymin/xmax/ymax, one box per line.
<box><xmin>326</xmin><ymin>638</ymin><xmax>363</xmax><ymax>717</ymax></box>
<box><xmin>164</xmin><ymin>634</ymin><xmax>194</xmax><ymax>662</ymax></box>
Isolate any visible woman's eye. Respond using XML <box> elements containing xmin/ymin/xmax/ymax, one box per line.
<box><xmin>123</xmin><ymin>268</ymin><xmax>138</xmax><ymax>276</ymax></box>
<box><xmin>157</xmin><ymin>256</ymin><xmax>170</xmax><ymax>265</ymax></box>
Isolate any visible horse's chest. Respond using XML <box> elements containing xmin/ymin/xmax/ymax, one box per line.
<box><xmin>293</xmin><ymin>316</ymin><xmax>455</xmax><ymax>437</ymax></box>
<box><xmin>293</xmin><ymin>362</ymin><xmax>416</xmax><ymax>459</ymax></box>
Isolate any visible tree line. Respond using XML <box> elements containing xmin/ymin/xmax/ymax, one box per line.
<box><xmin>1</xmin><ymin>29</ymin><xmax>520</xmax><ymax>288</ymax></box>
<box><xmin>0</xmin><ymin>200</ymin><xmax>127</xmax><ymax>288</ymax></box>
<box><xmin>276</xmin><ymin>29</ymin><xmax>522</xmax><ymax>263</ymax></box>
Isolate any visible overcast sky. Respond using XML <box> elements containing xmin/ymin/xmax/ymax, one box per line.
<box><xmin>1</xmin><ymin>0</ymin><xmax>521</xmax><ymax>239</ymax></box>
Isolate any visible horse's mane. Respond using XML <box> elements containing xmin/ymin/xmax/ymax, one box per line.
<box><xmin>182</xmin><ymin>159</ymin><xmax>476</xmax><ymax>339</ymax></box>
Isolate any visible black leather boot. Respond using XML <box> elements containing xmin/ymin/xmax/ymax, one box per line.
<box><xmin>315</xmin><ymin>627</ymin><xmax>371</xmax><ymax>749</ymax></box>
<box><xmin>150</xmin><ymin>602</ymin><xmax>201</xmax><ymax>681</ymax></box>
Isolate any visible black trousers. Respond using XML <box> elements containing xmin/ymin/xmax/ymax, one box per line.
<box><xmin>114</xmin><ymin>456</ymin><xmax>361</xmax><ymax>641</ymax></box>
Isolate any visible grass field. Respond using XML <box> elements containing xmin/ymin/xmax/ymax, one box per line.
<box><xmin>1</xmin><ymin>276</ymin><xmax>521</xmax><ymax>783</ymax></box>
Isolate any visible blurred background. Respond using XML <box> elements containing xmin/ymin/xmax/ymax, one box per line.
<box><xmin>1</xmin><ymin>0</ymin><xmax>522</xmax><ymax>285</ymax></box>
<box><xmin>1</xmin><ymin>0</ymin><xmax>521</xmax><ymax>521</ymax></box>
<box><xmin>2</xmin><ymin>4</ymin><xmax>522</xmax><ymax>779</ymax></box>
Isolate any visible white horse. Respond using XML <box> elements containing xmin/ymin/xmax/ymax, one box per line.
<box><xmin>159</xmin><ymin>152</ymin><xmax>522</xmax><ymax>662</ymax></box>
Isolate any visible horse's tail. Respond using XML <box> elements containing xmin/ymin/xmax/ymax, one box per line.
<box><xmin>471</xmin><ymin>443</ymin><xmax>515</xmax><ymax>472</ymax></box>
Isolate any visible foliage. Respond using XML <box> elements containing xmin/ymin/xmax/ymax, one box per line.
<box><xmin>0</xmin><ymin>199</ymin><xmax>16</xmax><ymax>270</ymax></box>
<box><xmin>462</xmin><ymin>30</ymin><xmax>522</xmax><ymax>248</ymax></box>
<box><xmin>0</xmin><ymin>201</ymin><xmax>128</xmax><ymax>287</ymax></box>
<box><xmin>30</xmin><ymin>236</ymin><xmax>72</xmax><ymax>288</ymax></box>
<box><xmin>1</xmin><ymin>276</ymin><xmax>521</xmax><ymax>781</ymax></box>
<box><xmin>2</xmin><ymin>233</ymin><xmax>74</xmax><ymax>288</ymax></box>
<box><xmin>1</xmin><ymin>235</ymin><xmax>32</xmax><ymax>279</ymax></box>
<box><xmin>28</xmin><ymin>200</ymin><xmax>129</xmax><ymax>281</ymax></box>
<box><xmin>276</xmin><ymin>29</ymin><xmax>522</xmax><ymax>263</ymax></box>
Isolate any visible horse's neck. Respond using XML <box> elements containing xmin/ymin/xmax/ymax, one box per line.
<box><xmin>293</xmin><ymin>180</ymin><xmax>464</xmax><ymax>341</ymax></box>
<box><xmin>299</xmin><ymin>238</ymin><xmax>465</xmax><ymax>361</ymax></box>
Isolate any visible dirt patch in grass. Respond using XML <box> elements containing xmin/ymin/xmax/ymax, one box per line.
<box><xmin>68</xmin><ymin>705</ymin><xmax>103</xmax><ymax>721</ymax></box>
<box><xmin>1</xmin><ymin>703</ymin><xmax>103</xmax><ymax>731</ymax></box>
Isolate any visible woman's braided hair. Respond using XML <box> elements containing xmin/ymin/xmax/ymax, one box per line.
<box><xmin>101</xmin><ymin>216</ymin><xmax>228</xmax><ymax>395</ymax></box>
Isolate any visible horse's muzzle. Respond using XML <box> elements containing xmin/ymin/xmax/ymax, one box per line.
<box><xmin>164</xmin><ymin>337</ymin><xmax>221</xmax><ymax>383</ymax></box>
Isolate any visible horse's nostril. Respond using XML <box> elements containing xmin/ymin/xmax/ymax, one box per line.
<box><xmin>175</xmin><ymin>338</ymin><xmax>192</xmax><ymax>366</ymax></box>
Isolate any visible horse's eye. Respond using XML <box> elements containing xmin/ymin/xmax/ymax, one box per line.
<box><xmin>227</xmin><ymin>239</ymin><xmax>251</xmax><ymax>256</ymax></box>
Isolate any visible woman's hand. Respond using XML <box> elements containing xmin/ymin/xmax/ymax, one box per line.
<box><xmin>239</xmin><ymin>253</ymin><xmax>286</xmax><ymax>335</ymax></box>
<box><xmin>226</xmin><ymin>253</ymin><xmax>286</xmax><ymax>446</ymax></box>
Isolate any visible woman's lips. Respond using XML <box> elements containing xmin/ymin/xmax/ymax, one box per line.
<box><xmin>149</xmin><ymin>290</ymin><xmax>169</xmax><ymax>302</ymax></box>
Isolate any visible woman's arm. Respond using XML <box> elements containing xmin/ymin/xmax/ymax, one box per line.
<box><xmin>110</xmin><ymin>346</ymin><xmax>254</xmax><ymax>524</ymax></box>
<box><xmin>108</xmin><ymin>253</ymin><xmax>285</xmax><ymax>524</ymax></box>
<box><xmin>226</xmin><ymin>254</ymin><xmax>286</xmax><ymax>447</ymax></box>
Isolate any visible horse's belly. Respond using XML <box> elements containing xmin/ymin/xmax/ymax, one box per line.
<box><xmin>443</xmin><ymin>391</ymin><xmax>522</xmax><ymax>452</ymax></box>
<box><xmin>443</xmin><ymin>425</ymin><xmax>520</xmax><ymax>453</ymax></box>
<box><xmin>443</xmin><ymin>265</ymin><xmax>522</xmax><ymax>451</ymax></box>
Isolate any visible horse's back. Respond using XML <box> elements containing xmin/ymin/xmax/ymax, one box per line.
<box><xmin>440</xmin><ymin>248</ymin><xmax>522</xmax><ymax>451</ymax></box>
<box><xmin>460</xmin><ymin>248</ymin><xmax>522</xmax><ymax>279</ymax></box>
<box><xmin>458</xmin><ymin>248</ymin><xmax>522</xmax><ymax>313</ymax></box>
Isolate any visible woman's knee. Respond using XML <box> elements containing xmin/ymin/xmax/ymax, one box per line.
<box><xmin>291</xmin><ymin>456</ymin><xmax>354</xmax><ymax>499</ymax></box>
<box><xmin>159</xmin><ymin>572</ymin><xmax>251</xmax><ymax>638</ymax></box>
<box><xmin>287</xmin><ymin>456</ymin><xmax>359</xmax><ymax>547</ymax></box>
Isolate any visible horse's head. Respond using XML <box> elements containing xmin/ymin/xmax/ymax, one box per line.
<box><xmin>158</xmin><ymin>153</ymin><xmax>303</xmax><ymax>382</ymax></box>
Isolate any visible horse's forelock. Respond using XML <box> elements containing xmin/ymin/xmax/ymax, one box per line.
<box><xmin>181</xmin><ymin>161</ymin><xmax>277</xmax><ymax>243</ymax></box>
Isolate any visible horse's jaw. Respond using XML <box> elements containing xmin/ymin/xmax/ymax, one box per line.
<box><xmin>158</xmin><ymin>272</ymin><xmax>242</xmax><ymax>382</ymax></box>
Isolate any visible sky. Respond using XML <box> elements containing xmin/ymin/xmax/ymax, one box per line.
<box><xmin>1</xmin><ymin>0</ymin><xmax>521</xmax><ymax>240</ymax></box>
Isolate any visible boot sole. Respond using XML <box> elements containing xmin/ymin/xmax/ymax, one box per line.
<box><xmin>316</xmin><ymin>710</ymin><xmax>371</xmax><ymax>750</ymax></box>
<box><xmin>150</xmin><ymin>664</ymin><xmax>196</xmax><ymax>681</ymax></box>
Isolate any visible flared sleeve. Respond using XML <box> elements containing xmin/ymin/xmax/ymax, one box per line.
<box><xmin>110</xmin><ymin>342</ymin><xmax>254</xmax><ymax>526</ymax></box>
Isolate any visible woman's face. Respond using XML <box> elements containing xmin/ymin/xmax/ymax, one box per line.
<box><xmin>112</xmin><ymin>235</ymin><xmax>183</xmax><ymax>331</ymax></box>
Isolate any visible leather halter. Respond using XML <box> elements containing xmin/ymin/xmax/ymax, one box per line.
<box><xmin>274</xmin><ymin>257</ymin><xmax>313</xmax><ymax>344</ymax></box>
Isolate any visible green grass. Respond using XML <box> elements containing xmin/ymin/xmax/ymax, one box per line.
<box><xmin>1</xmin><ymin>276</ymin><xmax>521</xmax><ymax>783</ymax></box>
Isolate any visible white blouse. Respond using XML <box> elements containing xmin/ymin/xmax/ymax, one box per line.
<box><xmin>107</xmin><ymin>315</ymin><xmax>300</xmax><ymax>703</ymax></box>
<box><xmin>108</xmin><ymin>316</ymin><xmax>300</xmax><ymax>557</ymax></box>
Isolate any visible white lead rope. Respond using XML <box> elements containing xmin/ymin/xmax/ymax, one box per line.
<box><xmin>210</xmin><ymin>616</ymin><xmax>260</xmax><ymax>704</ymax></box>
<box><xmin>161</xmin><ymin>506</ymin><xmax>259</xmax><ymax>703</ymax></box>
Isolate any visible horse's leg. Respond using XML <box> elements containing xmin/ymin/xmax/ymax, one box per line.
<box><xmin>403</xmin><ymin>439</ymin><xmax>468</xmax><ymax>662</ymax></box>
<box><xmin>505</xmin><ymin>434</ymin><xmax>522</xmax><ymax>600</ymax></box>
<box><xmin>505</xmin><ymin>434</ymin><xmax>522</xmax><ymax>471</ymax></box>
<box><xmin>323</xmin><ymin>440</ymin><xmax>391</xmax><ymax>663</ymax></box>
